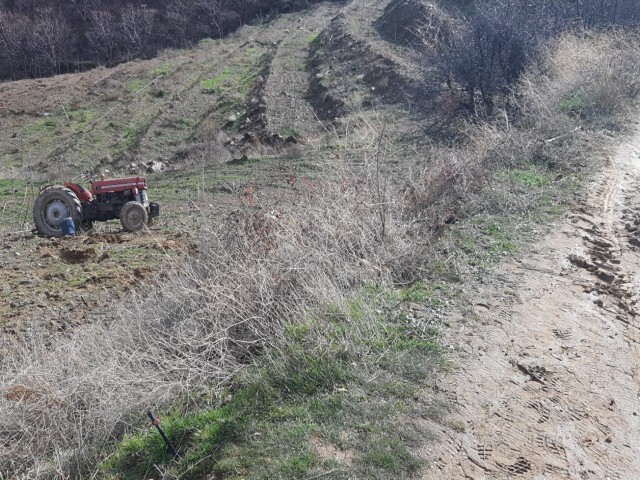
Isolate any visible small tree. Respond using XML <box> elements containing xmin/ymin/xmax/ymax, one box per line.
<box><xmin>119</xmin><ymin>4</ymin><xmax>154</xmax><ymax>60</ymax></box>
<box><xmin>87</xmin><ymin>8</ymin><xmax>119</xmax><ymax>63</ymax></box>
<box><xmin>32</xmin><ymin>7</ymin><xmax>71</xmax><ymax>75</ymax></box>
<box><xmin>439</xmin><ymin>9</ymin><xmax>534</xmax><ymax>115</ymax></box>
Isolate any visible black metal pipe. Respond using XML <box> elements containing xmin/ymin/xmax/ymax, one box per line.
<box><xmin>147</xmin><ymin>410</ymin><xmax>177</xmax><ymax>457</ymax></box>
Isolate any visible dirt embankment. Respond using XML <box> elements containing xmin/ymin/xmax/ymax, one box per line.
<box><xmin>427</xmin><ymin>129</ymin><xmax>640</xmax><ymax>479</ymax></box>
<box><xmin>308</xmin><ymin>6</ymin><xmax>427</xmax><ymax>121</ymax></box>
<box><xmin>375</xmin><ymin>0</ymin><xmax>456</xmax><ymax>50</ymax></box>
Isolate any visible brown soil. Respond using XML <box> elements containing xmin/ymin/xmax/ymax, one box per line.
<box><xmin>425</xmin><ymin>129</ymin><xmax>640</xmax><ymax>478</ymax></box>
<box><xmin>308</xmin><ymin>1</ymin><xmax>428</xmax><ymax>123</ymax></box>
<box><xmin>0</xmin><ymin>228</ymin><xmax>193</xmax><ymax>341</ymax></box>
<box><xmin>375</xmin><ymin>0</ymin><xmax>455</xmax><ymax>50</ymax></box>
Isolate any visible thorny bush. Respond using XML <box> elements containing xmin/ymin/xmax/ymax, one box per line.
<box><xmin>0</xmin><ymin>174</ymin><xmax>413</xmax><ymax>478</ymax></box>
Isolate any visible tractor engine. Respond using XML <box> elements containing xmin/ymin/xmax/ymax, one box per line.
<box><xmin>82</xmin><ymin>177</ymin><xmax>158</xmax><ymax>223</ymax></box>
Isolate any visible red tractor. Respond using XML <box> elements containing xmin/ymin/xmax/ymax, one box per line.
<box><xmin>33</xmin><ymin>176</ymin><xmax>160</xmax><ymax>237</ymax></box>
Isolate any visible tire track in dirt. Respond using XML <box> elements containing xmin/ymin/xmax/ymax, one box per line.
<box><xmin>426</xmin><ymin>129</ymin><xmax>640</xmax><ymax>479</ymax></box>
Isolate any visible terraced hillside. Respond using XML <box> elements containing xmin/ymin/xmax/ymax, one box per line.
<box><xmin>0</xmin><ymin>0</ymin><xmax>426</xmax><ymax>180</ymax></box>
<box><xmin>0</xmin><ymin>0</ymin><xmax>429</xmax><ymax>337</ymax></box>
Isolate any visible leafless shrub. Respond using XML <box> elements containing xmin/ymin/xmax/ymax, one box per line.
<box><xmin>0</xmin><ymin>158</ymin><xmax>414</xmax><ymax>477</ymax></box>
<box><xmin>405</xmin><ymin>30</ymin><xmax>640</xmax><ymax>231</ymax></box>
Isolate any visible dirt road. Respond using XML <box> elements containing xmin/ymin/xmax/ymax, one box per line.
<box><xmin>428</xmin><ymin>129</ymin><xmax>640</xmax><ymax>479</ymax></box>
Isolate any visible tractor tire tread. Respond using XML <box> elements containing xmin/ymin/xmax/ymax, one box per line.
<box><xmin>33</xmin><ymin>185</ymin><xmax>83</xmax><ymax>237</ymax></box>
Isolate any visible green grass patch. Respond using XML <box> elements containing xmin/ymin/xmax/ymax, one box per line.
<box><xmin>68</xmin><ymin>108</ymin><xmax>98</xmax><ymax>131</ymax></box>
<box><xmin>539</xmin><ymin>195</ymin><xmax>564</xmax><ymax>215</ymax></box>
<box><xmin>123</xmin><ymin>124</ymin><xmax>144</xmax><ymax>150</ymax></box>
<box><xmin>152</xmin><ymin>63</ymin><xmax>174</xmax><ymax>77</ymax></box>
<box><xmin>101</xmin><ymin>284</ymin><xmax>447</xmax><ymax>479</ymax></box>
<box><xmin>126</xmin><ymin>79</ymin><xmax>147</xmax><ymax>94</ymax></box>
<box><xmin>103</xmin><ymin>408</ymin><xmax>234</xmax><ymax>479</ymax></box>
<box><xmin>559</xmin><ymin>90</ymin><xmax>592</xmax><ymax>115</ymax></box>
<box><xmin>281</xmin><ymin>127</ymin><xmax>302</xmax><ymax>139</ymax></box>
<box><xmin>201</xmin><ymin>66</ymin><xmax>256</xmax><ymax>96</ymax></box>
<box><xmin>485</xmin><ymin>222</ymin><xmax>517</xmax><ymax>253</ymax></box>
<box><xmin>25</xmin><ymin>117</ymin><xmax>58</xmax><ymax>135</ymax></box>
<box><xmin>493</xmin><ymin>167</ymin><xmax>552</xmax><ymax>190</ymax></box>
<box><xmin>358</xmin><ymin>438</ymin><xmax>422</xmax><ymax>476</ymax></box>
<box><xmin>201</xmin><ymin>69</ymin><xmax>233</xmax><ymax>94</ymax></box>
<box><xmin>452</xmin><ymin>216</ymin><xmax>519</xmax><ymax>264</ymax></box>
<box><xmin>199</xmin><ymin>38</ymin><xmax>216</xmax><ymax>46</ymax></box>
<box><xmin>201</xmin><ymin>47</ymin><xmax>265</xmax><ymax>97</ymax></box>
<box><xmin>511</xmin><ymin>168</ymin><xmax>549</xmax><ymax>188</ymax></box>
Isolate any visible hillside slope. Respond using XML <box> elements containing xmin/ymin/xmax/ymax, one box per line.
<box><xmin>3</xmin><ymin>0</ymin><xmax>640</xmax><ymax>478</ymax></box>
<box><xmin>0</xmin><ymin>0</ymin><xmax>422</xmax><ymax>180</ymax></box>
<box><xmin>0</xmin><ymin>0</ymin><xmax>426</xmax><ymax>337</ymax></box>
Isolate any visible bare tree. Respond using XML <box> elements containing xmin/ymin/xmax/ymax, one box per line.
<box><xmin>164</xmin><ymin>0</ymin><xmax>191</xmax><ymax>47</ymax></box>
<box><xmin>0</xmin><ymin>11</ymin><xmax>35</xmax><ymax>78</ymax></box>
<box><xmin>32</xmin><ymin>6</ymin><xmax>70</xmax><ymax>75</ymax></box>
<box><xmin>197</xmin><ymin>0</ymin><xmax>227</xmax><ymax>38</ymax></box>
<box><xmin>87</xmin><ymin>8</ymin><xmax>119</xmax><ymax>63</ymax></box>
<box><xmin>69</xmin><ymin>0</ymin><xmax>100</xmax><ymax>22</ymax></box>
<box><xmin>119</xmin><ymin>4</ymin><xmax>154</xmax><ymax>60</ymax></box>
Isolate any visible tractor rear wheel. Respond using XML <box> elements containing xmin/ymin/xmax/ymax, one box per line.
<box><xmin>120</xmin><ymin>201</ymin><xmax>148</xmax><ymax>232</ymax></box>
<box><xmin>33</xmin><ymin>186</ymin><xmax>83</xmax><ymax>237</ymax></box>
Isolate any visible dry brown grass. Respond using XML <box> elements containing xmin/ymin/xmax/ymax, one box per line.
<box><xmin>403</xmin><ymin>30</ymin><xmax>640</xmax><ymax>230</ymax></box>
<box><xmin>0</xmin><ymin>156</ymin><xmax>415</xmax><ymax>477</ymax></box>
<box><xmin>519</xmin><ymin>31</ymin><xmax>640</xmax><ymax>131</ymax></box>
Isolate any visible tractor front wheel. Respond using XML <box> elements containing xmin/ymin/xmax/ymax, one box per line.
<box><xmin>120</xmin><ymin>201</ymin><xmax>148</xmax><ymax>232</ymax></box>
<box><xmin>33</xmin><ymin>186</ymin><xmax>83</xmax><ymax>237</ymax></box>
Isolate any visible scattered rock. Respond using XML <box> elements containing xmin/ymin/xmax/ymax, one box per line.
<box><xmin>146</xmin><ymin>160</ymin><xmax>165</xmax><ymax>173</ymax></box>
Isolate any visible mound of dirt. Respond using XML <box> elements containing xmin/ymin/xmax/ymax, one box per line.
<box><xmin>231</xmin><ymin>49</ymin><xmax>304</xmax><ymax>151</ymax></box>
<box><xmin>374</xmin><ymin>0</ymin><xmax>455</xmax><ymax>50</ymax></box>
<box><xmin>307</xmin><ymin>13</ymin><xmax>425</xmax><ymax>121</ymax></box>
